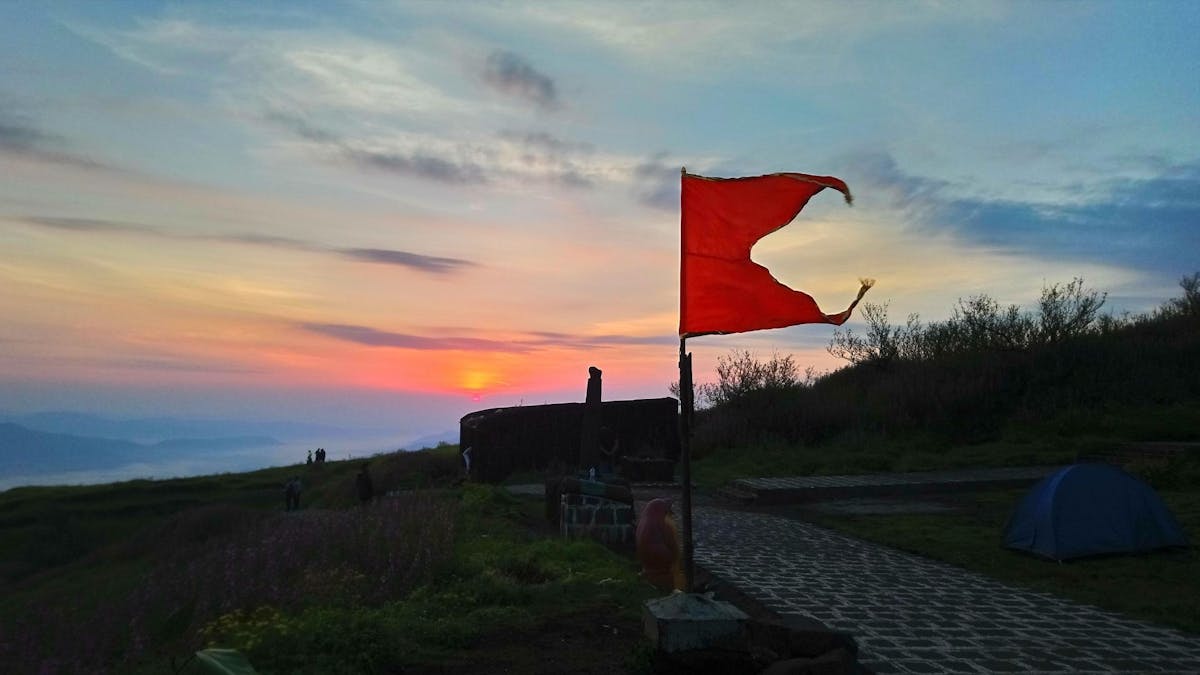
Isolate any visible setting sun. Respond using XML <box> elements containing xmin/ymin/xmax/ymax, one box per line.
<box><xmin>459</xmin><ymin>369</ymin><xmax>499</xmax><ymax>393</ymax></box>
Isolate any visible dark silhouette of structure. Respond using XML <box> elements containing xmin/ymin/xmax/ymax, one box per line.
<box><xmin>579</xmin><ymin>366</ymin><xmax>604</xmax><ymax>471</ymax></box>
<box><xmin>460</xmin><ymin>397</ymin><xmax>679</xmax><ymax>483</ymax></box>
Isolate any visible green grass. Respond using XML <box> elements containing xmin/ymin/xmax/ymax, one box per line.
<box><xmin>187</xmin><ymin>485</ymin><xmax>655</xmax><ymax>674</ymax></box>
<box><xmin>690</xmin><ymin>435</ymin><xmax>1078</xmax><ymax>489</ymax></box>
<box><xmin>690</xmin><ymin>400</ymin><xmax>1200</xmax><ymax>489</ymax></box>
<box><xmin>796</xmin><ymin>488</ymin><xmax>1200</xmax><ymax>634</ymax></box>
<box><xmin>1</xmin><ymin>449</ymin><xmax>655</xmax><ymax>674</ymax></box>
<box><xmin>0</xmin><ymin>460</ymin><xmax>360</xmax><ymax>582</ymax></box>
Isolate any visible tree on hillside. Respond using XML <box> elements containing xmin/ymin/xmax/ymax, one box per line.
<box><xmin>828</xmin><ymin>277</ymin><xmax>1110</xmax><ymax>366</ymax></box>
<box><xmin>670</xmin><ymin>349</ymin><xmax>813</xmax><ymax>409</ymax></box>
<box><xmin>951</xmin><ymin>294</ymin><xmax>1032</xmax><ymax>352</ymax></box>
<box><xmin>1159</xmin><ymin>272</ymin><xmax>1200</xmax><ymax>319</ymax></box>
<box><xmin>1035</xmin><ymin>277</ymin><xmax>1107</xmax><ymax>344</ymax></box>
<box><xmin>825</xmin><ymin>302</ymin><xmax>918</xmax><ymax>367</ymax></box>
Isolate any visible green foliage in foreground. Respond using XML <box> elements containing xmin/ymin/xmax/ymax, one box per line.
<box><xmin>2</xmin><ymin>444</ymin><xmax>656</xmax><ymax>674</ymax></box>
<box><xmin>799</xmin><ymin>488</ymin><xmax>1200</xmax><ymax>634</ymax></box>
<box><xmin>192</xmin><ymin>485</ymin><xmax>652</xmax><ymax>675</ymax></box>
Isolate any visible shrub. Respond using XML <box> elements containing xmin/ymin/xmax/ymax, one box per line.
<box><xmin>688</xmin><ymin>273</ymin><xmax>1200</xmax><ymax>456</ymax></box>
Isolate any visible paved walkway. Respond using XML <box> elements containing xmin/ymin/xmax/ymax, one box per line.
<box><xmin>694</xmin><ymin>506</ymin><xmax>1200</xmax><ymax>674</ymax></box>
<box><xmin>513</xmin><ymin>472</ymin><xmax>1200</xmax><ymax>673</ymax></box>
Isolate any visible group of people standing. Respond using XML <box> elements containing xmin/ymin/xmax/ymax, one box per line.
<box><xmin>283</xmin><ymin>453</ymin><xmax>375</xmax><ymax>511</ymax></box>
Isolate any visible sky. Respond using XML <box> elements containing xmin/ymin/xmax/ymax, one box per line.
<box><xmin>1</xmin><ymin>1</ymin><xmax>1197</xmax><ymax>444</ymax></box>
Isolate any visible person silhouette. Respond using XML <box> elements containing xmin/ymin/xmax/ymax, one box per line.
<box><xmin>356</xmin><ymin>463</ymin><xmax>374</xmax><ymax>505</ymax></box>
<box><xmin>307</xmin><ymin>450</ymin><xmax>313</xmax><ymax>466</ymax></box>
<box><xmin>284</xmin><ymin>476</ymin><xmax>302</xmax><ymax>511</ymax></box>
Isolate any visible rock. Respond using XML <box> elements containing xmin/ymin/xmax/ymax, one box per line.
<box><xmin>742</xmin><ymin>616</ymin><xmax>858</xmax><ymax>674</ymax></box>
<box><xmin>757</xmin><ymin>647</ymin><xmax>855</xmax><ymax>675</ymax></box>
<box><xmin>653</xmin><ymin>647</ymin><xmax>758</xmax><ymax>674</ymax></box>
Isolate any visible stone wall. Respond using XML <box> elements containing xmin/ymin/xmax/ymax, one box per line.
<box><xmin>459</xmin><ymin>397</ymin><xmax>680</xmax><ymax>483</ymax></box>
<box><xmin>559</xmin><ymin>492</ymin><xmax>636</xmax><ymax>548</ymax></box>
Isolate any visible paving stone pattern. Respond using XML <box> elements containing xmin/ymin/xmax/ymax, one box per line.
<box><xmin>693</xmin><ymin>506</ymin><xmax>1200</xmax><ymax>674</ymax></box>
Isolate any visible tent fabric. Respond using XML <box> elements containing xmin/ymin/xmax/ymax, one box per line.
<box><xmin>678</xmin><ymin>172</ymin><xmax>871</xmax><ymax>338</ymax></box>
<box><xmin>1003</xmin><ymin>463</ymin><xmax>1189</xmax><ymax>560</ymax></box>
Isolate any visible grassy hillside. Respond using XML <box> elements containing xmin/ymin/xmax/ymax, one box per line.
<box><xmin>0</xmin><ymin>446</ymin><xmax>461</xmax><ymax>583</ymax></box>
<box><xmin>690</xmin><ymin>275</ymin><xmax>1200</xmax><ymax>484</ymax></box>
<box><xmin>0</xmin><ymin>446</ymin><xmax>654</xmax><ymax>674</ymax></box>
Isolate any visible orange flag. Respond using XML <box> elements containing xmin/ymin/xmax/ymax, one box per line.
<box><xmin>679</xmin><ymin>171</ymin><xmax>872</xmax><ymax>337</ymax></box>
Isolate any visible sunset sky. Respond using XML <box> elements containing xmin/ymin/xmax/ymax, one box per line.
<box><xmin>2</xmin><ymin>1</ymin><xmax>1197</xmax><ymax>443</ymax></box>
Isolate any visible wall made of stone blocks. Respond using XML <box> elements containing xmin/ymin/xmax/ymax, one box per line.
<box><xmin>560</xmin><ymin>493</ymin><xmax>635</xmax><ymax>548</ymax></box>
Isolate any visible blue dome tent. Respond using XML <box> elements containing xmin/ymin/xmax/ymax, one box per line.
<box><xmin>1003</xmin><ymin>463</ymin><xmax>1189</xmax><ymax>561</ymax></box>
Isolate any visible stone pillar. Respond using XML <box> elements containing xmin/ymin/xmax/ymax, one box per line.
<box><xmin>579</xmin><ymin>366</ymin><xmax>602</xmax><ymax>472</ymax></box>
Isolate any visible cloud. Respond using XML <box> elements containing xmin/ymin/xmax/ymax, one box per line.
<box><xmin>20</xmin><ymin>216</ymin><xmax>156</xmax><ymax>235</ymax></box>
<box><xmin>499</xmin><ymin>130</ymin><xmax>593</xmax><ymax>157</ymax></box>
<box><xmin>0</xmin><ymin>107</ymin><xmax>110</xmax><ymax>170</ymax></box>
<box><xmin>261</xmin><ymin>110</ymin><xmax>489</xmax><ymax>185</ymax></box>
<box><xmin>495</xmin><ymin>130</ymin><xmax>594</xmax><ymax>187</ymax></box>
<box><xmin>98</xmin><ymin>355</ymin><xmax>266</xmax><ymax>375</ymax></box>
<box><xmin>342</xmin><ymin>248</ymin><xmax>475</xmax><ymax>275</ymax></box>
<box><xmin>302</xmin><ymin>323</ymin><xmax>528</xmax><ymax>352</ymax></box>
<box><xmin>342</xmin><ymin>147</ymin><xmax>488</xmax><ymax>184</ymax></box>
<box><xmin>527</xmin><ymin>331</ymin><xmax>677</xmax><ymax>348</ymax></box>
<box><xmin>302</xmin><ymin>323</ymin><xmax>676</xmax><ymax>353</ymax></box>
<box><xmin>264</xmin><ymin>110</ymin><xmax>602</xmax><ymax>188</ymax></box>
<box><xmin>467</xmin><ymin>3</ymin><xmax>1001</xmax><ymax>79</ymax></box>
<box><xmin>16</xmin><ymin>215</ymin><xmax>477</xmax><ymax>276</ymax></box>
<box><xmin>838</xmin><ymin>152</ymin><xmax>949</xmax><ymax>209</ymax></box>
<box><xmin>260</xmin><ymin>110</ymin><xmax>340</xmax><ymax>144</ymax></box>
<box><xmin>840</xmin><ymin>151</ymin><xmax>1200</xmax><ymax>274</ymax></box>
<box><xmin>632</xmin><ymin>154</ymin><xmax>680</xmax><ymax>211</ymax></box>
<box><xmin>481</xmin><ymin>49</ymin><xmax>560</xmax><ymax>110</ymax></box>
<box><xmin>0</xmin><ymin>116</ymin><xmax>51</xmax><ymax>152</ymax></box>
<box><xmin>211</xmin><ymin>232</ymin><xmax>318</xmax><ymax>250</ymax></box>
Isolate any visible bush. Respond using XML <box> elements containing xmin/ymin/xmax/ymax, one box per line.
<box><xmin>687</xmin><ymin>273</ymin><xmax>1200</xmax><ymax>457</ymax></box>
<box><xmin>829</xmin><ymin>277</ymin><xmax>1111</xmax><ymax>367</ymax></box>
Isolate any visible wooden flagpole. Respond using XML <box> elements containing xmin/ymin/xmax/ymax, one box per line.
<box><xmin>678</xmin><ymin>336</ymin><xmax>695</xmax><ymax>592</ymax></box>
<box><xmin>677</xmin><ymin>166</ymin><xmax>696</xmax><ymax>592</ymax></box>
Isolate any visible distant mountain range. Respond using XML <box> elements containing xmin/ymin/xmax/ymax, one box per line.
<box><xmin>0</xmin><ymin>411</ymin><xmax>458</xmax><ymax>485</ymax></box>
<box><xmin>0</xmin><ymin>411</ymin><xmax>382</xmax><ymax>444</ymax></box>
<box><xmin>402</xmin><ymin>429</ymin><xmax>459</xmax><ymax>451</ymax></box>
<box><xmin>0</xmin><ymin>422</ymin><xmax>280</xmax><ymax>475</ymax></box>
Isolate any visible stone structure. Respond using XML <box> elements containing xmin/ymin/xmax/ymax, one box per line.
<box><xmin>556</xmin><ymin>476</ymin><xmax>636</xmax><ymax>548</ymax></box>
<box><xmin>643</xmin><ymin>593</ymin><xmax>858</xmax><ymax>674</ymax></box>
<box><xmin>458</xmin><ymin>397</ymin><xmax>679</xmax><ymax>483</ymax></box>
<box><xmin>579</xmin><ymin>366</ymin><xmax>603</xmax><ymax>471</ymax></box>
